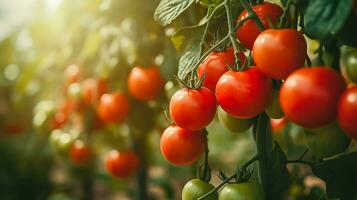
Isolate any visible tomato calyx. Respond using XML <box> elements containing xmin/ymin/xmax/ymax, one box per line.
<box><xmin>174</xmin><ymin>73</ymin><xmax>207</xmax><ymax>90</ymax></box>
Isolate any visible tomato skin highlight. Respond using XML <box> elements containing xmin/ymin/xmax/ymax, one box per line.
<box><xmin>236</xmin><ymin>2</ymin><xmax>283</xmax><ymax>49</ymax></box>
<box><xmin>128</xmin><ymin>66</ymin><xmax>164</xmax><ymax>101</ymax></box>
<box><xmin>216</xmin><ymin>67</ymin><xmax>273</xmax><ymax>118</ymax></box>
<box><xmin>197</xmin><ymin>48</ymin><xmax>245</xmax><ymax>92</ymax></box>
<box><xmin>97</xmin><ymin>92</ymin><xmax>130</xmax><ymax>124</ymax></box>
<box><xmin>280</xmin><ymin>67</ymin><xmax>346</xmax><ymax>128</ymax></box>
<box><xmin>338</xmin><ymin>86</ymin><xmax>357</xmax><ymax>139</ymax></box>
<box><xmin>219</xmin><ymin>182</ymin><xmax>265</xmax><ymax>200</ymax></box>
<box><xmin>218</xmin><ymin>106</ymin><xmax>255</xmax><ymax>133</ymax></box>
<box><xmin>169</xmin><ymin>87</ymin><xmax>217</xmax><ymax>131</ymax></box>
<box><xmin>182</xmin><ymin>179</ymin><xmax>217</xmax><ymax>200</ymax></box>
<box><xmin>160</xmin><ymin>125</ymin><xmax>205</xmax><ymax>165</ymax></box>
<box><xmin>253</xmin><ymin>29</ymin><xmax>307</xmax><ymax>80</ymax></box>
<box><xmin>105</xmin><ymin>150</ymin><xmax>139</xmax><ymax>178</ymax></box>
<box><xmin>70</xmin><ymin>140</ymin><xmax>91</xmax><ymax>166</ymax></box>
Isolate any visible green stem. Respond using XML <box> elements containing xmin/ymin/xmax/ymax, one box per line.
<box><xmin>239</xmin><ymin>0</ymin><xmax>265</xmax><ymax>31</ymax></box>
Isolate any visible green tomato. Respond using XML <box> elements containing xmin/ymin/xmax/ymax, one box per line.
<box><xmin>218</xmin><ymin>106</ymin><xmax>255</xmax><ymax>133</ymax></box>
<box><xmin>342</xmin><ymin>48</ymin><xmax>357</xmax><ymax>83</ymax></box>
<box><xmin>265</xmin><ymin>89</ymin><xmax>284</xmax><ymax>119</ymax></box>
<box><xmin>182</xmin><ymin>179</ymin><xmax>217</xmax><ymax>200</ymax></box>
<box><xmin>219</xmin><ymin>182</ymin><xmax>265</xmax><ymax>200</ymax></box>
<box><xmin>303</xmin><ymin>122</ymin><xmax>351</xmax><ymax>158</ymax></box>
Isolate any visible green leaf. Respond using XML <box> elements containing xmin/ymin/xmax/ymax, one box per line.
<box><xmin>178</xmin><ymin>40</ymin><xmax>202</xmax><ymax>80</ymax></box>
<box><xmin>311</xmin><ymin>151</ymin><xmax>357</xmax><ymax>200</ymax></box>
<box><xmin>171</xmin><ymin>25</ymin><xmax>206</xmax><ymax>53</ymax></box>
<box><xmin>154</xmin><ymin>0</ymin><xmax>196</xmax><ymax>26</ymax></box>
<box><xmin>304</xmin><ymin>0</ymin><xmax>353</xmax><ymax>40</ymax></box>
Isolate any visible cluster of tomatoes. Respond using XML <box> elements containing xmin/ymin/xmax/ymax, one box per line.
<box><xmin>160</xmin><ymin>2</ymin><xmax>357</xmax><ymax>199</ymax></box>
<box><xmin>50</xmin><ymin>63</ymin><xmax>165</xmax><ymax>179</ymax></box>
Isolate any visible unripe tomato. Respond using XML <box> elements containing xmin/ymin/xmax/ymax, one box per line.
<box><xmin>280</xmin><ymin>67</ymin><xmax>346</xmax><ymax>128</ymax></box>
<box><xmin>236</xmin><ymin>2</ymin><xmax>283</xmax><ymax>49</ymax></box>
<box><xmin>65</xmin><ymin>64</ymin><xmax>81</xmax><ymax>84</ymax></box>
<box><xmin>218</xmin><ymin>106</ymin><xmax>255</xmax><ymax>133</ymax></box>
<box><xmin>197</xmin><ymin>48</ymin><xmax>245</xmax><ymax>92</ymax></box>
<box><xmin>169</xmin><ymin>87</ymin><xmax>216</xmax><ymax>131</ymax></box>
<box><xmin>265</xmin><ymin>89</ymin><xmax>284</xmax><ymax>119</ymax></box>
<box><xmin>341</xmin><ymin>49</ymin><xmax>357</xmax><ymax>83</ymax></box>
<box><xmin>97</xmin><ymin>92</ymin><xmax>130</xmax><ymax>124</ymax></box>
<box><xmin>219</xmin><ymin>182</ymin><xmax>265</xmax><ymax>200</ymax></box>
<box><xmin>338</xmin><ymin>86</ymin><xmax>357</xmax><ymax>139</ymax></box>
<box><xmin>270</xmin><ymin>117</ymin><xmax>288</xmax><ymax>134</ymax></box>
<box><xmin>253</xmin><ymin>29</ymin><xmax>307</xmax><ymax>80</ymax></box>
<box><xmin>82</xmin><ymin>78</ymin><xmax>107</xmax><ymax>105</ymax></box>
<box><xmin>160</xmin><ymin>125</ymin><xmax>205</xmax><ymax>165</ymax></box>
<box><xmin>182</xmin><ymin>179</ymin><xmax>217</xmax><ymax>200</ymax></box>
<box><xmin>216</xmin><ymin>67</ymin><xmax>273</xmax><ymax>118</ymax></box>
<box><xmin>128</xmin><ymin>66</ymin><xmax>164</xmax><ymax>101</ymax></box>
<box><xmin>105</xmin><ymin>150</ymin><xmax>139</xmax><ymax>178</ymax></box>
<box><xmin>70</xmin><ymin>140</ymin><xmax>91</xmax><ymax>166</ymax></box>
<box><xmin>303</xmin><ymin>123</ymin><xmax>351</xmax><ymax>158</ymax></box>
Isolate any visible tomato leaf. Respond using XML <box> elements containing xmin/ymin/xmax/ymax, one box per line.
<box><xmin>154</xmin><ymin>0</ymin><xmax>196</xmax><ymax>26</ymax></box>
<box><xmin>304</xmin><ymin>0</ymin><xmax>353</xmax><ymax>40</ymax></box>
<box><xmin>172</xmin><ymin>24</ymin><xmax>206</xmax><ymax>53</ymax></box>
<box><xmin>178</xmin><ymin>40</ymin><xmax>203</xmax><ymax>80</ymax></box>
<box><xmin>311</xmin><ymin>151</ymin><xmax>357</xmax><ymax>200</ymax></box>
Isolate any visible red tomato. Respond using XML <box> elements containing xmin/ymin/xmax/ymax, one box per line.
<box><xmin>65</xmin><ymin>64</ymin><xmax>81</xmax><ymax>83</ymax></box>
<box><xmin>236</xmin><ymin>2</ymin><xmax>283</xmax><ymax>49</ymax></box>
<box><xmin>169</xmin><ymin>87</ymin><xmax>217</xmax><ymax>131</ymax></box>
<box><xmin>106</xmin><ymin>150</ymin><xmax>139</xmax><ymax>178</ymax></box>
<box><xmin>338</xmin><ymin>86</ymin><xmax>357</xmax><ymax>139</ymax></box>
<box><xmin>160</xmin><ymin>125</ymin><xmax>205</xmax><ymax>165</ymax></box>
<box><xmin>97</xmin><ymin>92</ymin><xmax>130</xmax><ymax>124</ymax></box>
<box><xmin>128</xmin><ymin>66</ymin><xmax>164</xmax><ymax>101</ymax></box>
<box><xmin>280</xmin><ymin>67</ymin><xmax>346</xmax><ymax>128</ymax></box>
<box><xmin>253</xmin><ymin>29</ymin><xmax>307</xmax><ymax>80</ymax></box>
<box><xmin>70</xmin><ymin>140</ymin><xmax>91</xmax><ymax>166</ymax></box>
<box><xmin>82</xmin><ymin>78</ymin><xmax>107</xmax><ymax>105</ymax></box>
<box><xmin>216</xmin><ymin>67</ymin><xmax>273</xmax><ymax>118</ymax></box>
<box><xmin>51</xmin><ymin>99</ymin><xmax>80</xmax><ymax>129</ymax></box>
<box><xmin>270</xmin><ymin>117</ymin><xmax>288</xmax><ymax>134</ymax></box>
<box><xmin>197</xmin><ymin>48</ymin><xmax>245</xmax><ymax>92</ymax></box>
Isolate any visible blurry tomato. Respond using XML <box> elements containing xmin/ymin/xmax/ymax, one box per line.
<box><xmin>65</xmin><ymin>64</ymin><xmax>81</xmax><ymax>84</ymax></box>
<box><xmin>82</xmin><ymin>78</ymin><xmax>107</xmax><ymax>105</ymax></box>
<box><xmin>106</xmin><ymin>150</ymin><xmax>139</xmax><ymax>178</ymax></box>
<box><xmin>270</xmin><ymin>117</ymin><xmax>288</xmax><ymax>134</ymax></box>
<box><xmin>97</xmin><ymin>92</ymin><xmax>130</xmax><ymax>124</ymax></box>
<box><xmin>70</xmin><ymin>140</ymin><xmax>91</xmax><ymax>166</ymax></box>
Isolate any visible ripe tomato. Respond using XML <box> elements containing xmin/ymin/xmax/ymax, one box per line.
<box><xmin>304</xmin><ymin>123</ymin><xmax>351</xmax><ymax>158</ymax></box>
<box><xmin>280</xmin><ymin>67</ymin><xmax>346</xmax><ymax>128</ymax></box>
<box><xmin>217</xmin><ymin>106</ymin><xmax>255</xmax><ymax>133</ymax></box>
<box><xmin>216</xmin><ymin>67</ymin><xmax>273</xmax><ymax>118</ymax></box>
<box><xmin>236</xmin><ymin>2</ymin><xmax>283</xmax><ymax>49</ymax></box>
<box><xmin>105</xmin><ymin>150</ymin><xmax>139</xmax><ymax>178</ymax></box>
<box><xmin>65</xmin><ymin>64</ymin><xmax>81</xmax><ymax>84</ymax></box>
<box><xmin>341</xmin><ymin>49</ymin><xmax>357</xmax><ymax>83</ymax></box>
<box><xmin>197</xmin><ymin>48</ymin><xmax>245</xmax><ymax>92</ymax></box>
<box><xmin>219</xmin><ymin>182</ymin><xmax>265</xmax><ymax>200</ymax></box>
<box><xmin>70</xmin><ymin>140</ymin><xmax>91</xmax><ymax>166</ymax></box>
<box><xmin>97</xmin><ymin>92</ymin><xmax>130</xmax><ymax>124</ymax></box>
<box><xmin>265</xmin><ymin>89</ymin><xmax>284</xmax><ymax>119</ymax></box>
<box><xmin>253</xmin><ymin>29</ymin><xmax>307</xmax><ymax>80</ymax></box>
<box><xmin>160</xmin><ymin>125</ymin><xmax>205</xmax><ymax>165</ymax></box>
<box><xmin>82</xmin><ymin>78</ymin><xmax>107</xmax><ymax>105</ymax></box>
<box><xmin>182</xmin><ymin>179</ymin><xmax>217</xmax><ymax>200</ymax></box>
<box><xmin>169</xmin><ymin>87</ymin><xmax>216</xmax><ymax>131</ymax></box>
<box><xmin>338</xmin><ymin>86</ymin><xmax>357</xmax><ymax>139</ymax></box>
<box><xmin>270</xmin><ymin>117</ymin><xmax>288</xmax><ymax>134</ymax></box>
<box><xmin>128</xmin><ymin>66</ymin><xmax>164</xmax><ymax>101</ymax></box>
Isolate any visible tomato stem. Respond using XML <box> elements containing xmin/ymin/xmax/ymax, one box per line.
<box><xmin>239</xmin><ymin>0</ymin><xmax>265</xmax><ymax>31</ymax></box>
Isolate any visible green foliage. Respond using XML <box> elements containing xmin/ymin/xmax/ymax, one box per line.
<box><xmin>154</xmin><ymin>0</ymin><xmax>196</xmax><ymax>26</ymax></box>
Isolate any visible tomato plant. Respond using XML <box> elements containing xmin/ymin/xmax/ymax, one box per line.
<box><xmin>105</xmin><ymin>150</ymin><xmax>140</xmax><ymax>178</ymax></box>
<box><xmin>280</xmin><ymin>67</ymin><xmax>346</xmax><ymax>128</ymax></box>
<box><xmin>216</xmin><ymin>67</ymin><xmax>273</xmax><ymax>118</ymax></box>
<box><xmin>97</xmin><ymin>92</ymin><xmax>130</xmax><ymax>124</ymax></box>
<box><xmin>182</xmin><ymin>179</ymin><xmax>217</xmax><ymax>200</ymax></box>
<box><xmin>338</xmin><ymin>86</ymin><xmax>357</xmax><ymax>139</ymax></box>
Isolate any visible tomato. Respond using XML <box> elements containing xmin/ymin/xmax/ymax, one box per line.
<box><xmin>169</xmin><ymin>87</ymin><xmax>216</xmax><ymax>131</ymax></box>
<box><xmin>105</xmin><ymin>150</ymin><xmax>139</xmax><ymax>178</ymax></box>
<box><xmin>341</xmin><ymin>49</ymin><xmax>357</xmax><ymax>83</ymax></box>
<box><xmin>97</xmin><ymin>92</ymin><xmax>130</xmax><ymax>124</ymax></box>
<box><xmin>236</xmin><ymin>2</ymin><xmax>283</xmax><ymax>49</ymax></box>
<box><xmin>197</xmin><ymin>48</ymin><xmax>245</xmax><ymax>92</ymax></box>
<box><xmin>303</xmin><ymin>122</ymin><xmax>351</xmax><ymax>158</ymax></box>
<box><xmin>280</xmin><ymin>67</ymin><xmax>346</xmax><ymax>128</ymax></box>
<box><xmin>216</xmin><ymin>67</ymin><xmax>273</xmax><ymax>118</ymax></box>
<box><xmin>160</xmin><ymin>125</ymin><xmax>205</xmax><ymax>165</ymax></box>
<box><xmin>270</xmin><ymin>117</ymin><xmax>288</xmax><ymax>134</ymax></box>
<box><xmin>338</xmin><ymin>86</ymin><xmax>357</xmax><ymax>139</ymax></box>
<box><xmin>65</xmin><ymin>64</ymin><xmax>81</xmax><ymax>84</ymax></box>
<box><xmin>253</xmin><ymin>29</ymin><xmax>307</xmax><ymax>80</ymax></box>
<box><xmin>265</xmin><ymin>89</ymin><xmax>284</xmax><ymax>119</ymax></box>
<box><xmin>219</xmin><ymin>182</ymin><xmax>265</xmax><ymax>200</ymax></box>
<box><xmin>51</xmin><ymin>99</ymin><xmax>80</xmax><ymax>129</ymax></box>
<box><xmin>127</xmin><ymin>66</ymin><xmax>164</xmax><ymax>101</ymax></box>
<box><xmin>182</xmin><ymin>179</ymin><xmax>217</xmax><ymax>200</ymax></box>
<box><xmin>70</xmin><ymin>140</ymin><xmax>91</xmax><ymax>166</ymax></box>
<box><xmin>217</xmin><ymin>106</ymin><xmax>255</xmax><ymax>133</ymax></box>
<box><xmin>82</xmin><ymin>78</ymin><xmax>107</xmax><ymax>105</ymax></box>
